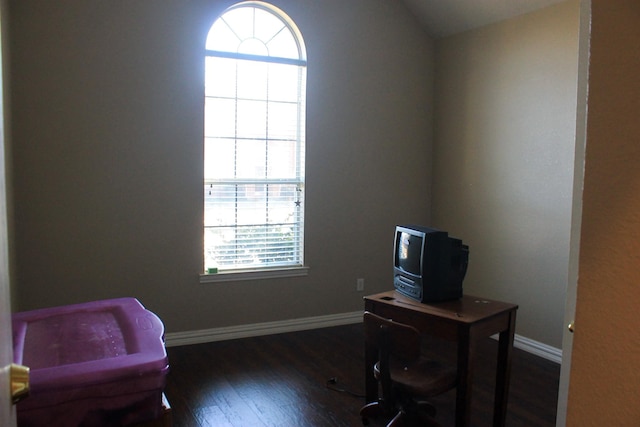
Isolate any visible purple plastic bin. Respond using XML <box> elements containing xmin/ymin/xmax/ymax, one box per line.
<box><xmin>12</xmin><ymin>298</ymin><xmax>169</xmax><ymax>427</ymax></box>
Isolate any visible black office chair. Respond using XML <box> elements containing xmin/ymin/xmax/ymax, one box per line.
<box><xmin>360</xmin><ymin>311</ymin><xmax>457</xmax><ymax>427</ymax></box>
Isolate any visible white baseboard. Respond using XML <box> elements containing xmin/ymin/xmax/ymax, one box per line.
<box><xmin>489</xmin><ymin>333</ymin><xmax>562</xmax><ymax>364</ymax></box>
<box><xmin>513</xmin><ymin>334</ymin><xmax>562</xmax><ymax>364</ymax></box>
<box><xmin>165</xmin><ymin>311</ymin><xmax>562</xmax><ymax>365</ymax></box>
<box><xmin>165</xmin><ymin>311</ymin><xmax>363</xmax><ymax>347</ymax></box>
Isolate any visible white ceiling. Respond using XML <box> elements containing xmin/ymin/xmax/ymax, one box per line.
<box><xmin>402</xmin><ymin>0</ymin><xmax>567</xmax><ymax>38</ymax></box>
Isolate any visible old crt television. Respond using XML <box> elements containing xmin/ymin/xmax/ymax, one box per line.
<box><xmin>393</xmin><ymin>225</ymin><xmax>469</xmax><ymax>302</ymax></box>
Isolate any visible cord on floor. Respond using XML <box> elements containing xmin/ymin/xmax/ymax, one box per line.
<box><xmin>325</xmin><ymin>377</ymin><xmax>365</xmax><ymax>398</ymax></box>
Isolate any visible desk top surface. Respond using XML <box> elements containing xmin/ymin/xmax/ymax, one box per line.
<box><xmin>364</xmin><ymin>290</ymin><xmax>518</xmax><ymax>324</ymax></box>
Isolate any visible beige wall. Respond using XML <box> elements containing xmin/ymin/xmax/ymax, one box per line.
<box><xmin>567</xmin><ymin>0</ymin><xmax>640</xmax><ymax>423</ymax></box>
<box><xmin>432</xmin><ymin>1</ymin><xmax>580</xmax><ymax>348</ymax></box>
<box><xmin>8</xmin><ymin>0</ymin><xmax>585</xmax><ymax>353</ymax></box>
<box><xmin>8</xmin><ymin>0</ymin><xmax>434</xmax><ymax>332</ymax></box>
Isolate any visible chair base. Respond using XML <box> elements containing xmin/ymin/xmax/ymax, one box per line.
<box><xmin>360</xmin><ymin>399</ymin><xmax>440</xmax><ymax>427</ymax></box>
<box><xmin>360</xmin><ymin>400</ymin><xmax>392</xmax><ymax>425</ymax></box>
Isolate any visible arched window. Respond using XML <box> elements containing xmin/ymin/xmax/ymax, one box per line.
<box><xmin>203</xmin><ymin>2</ymin><xmax>306</xmax><ymax>274</ymax></box>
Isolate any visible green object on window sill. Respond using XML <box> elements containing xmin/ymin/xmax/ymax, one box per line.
<box><xmin>207</xmin><ymin>267</ymin><xmax>218</xmax><ymax>274</ymax></box>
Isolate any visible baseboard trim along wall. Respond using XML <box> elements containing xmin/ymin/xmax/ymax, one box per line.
<box><xmin>165</xmin><ymin>311</ymin><xmax>363</xmax><ymax>348</ymax></box>
<box><xmin>512</xmin><ymin>334</ymin><xmax>562</xmax><ymax>364</ymax></box>
<box><xmin>165</xmin><ymin>311</ymin><xmax>562</xmax><ymax>364</ymax></box>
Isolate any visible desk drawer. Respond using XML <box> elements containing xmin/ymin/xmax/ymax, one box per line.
<box><xmin>366</xmin><ymin>302</ymin><xmax>458</xmax><ymax>341</ymax></box>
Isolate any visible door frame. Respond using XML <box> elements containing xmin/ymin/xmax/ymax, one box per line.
<box><xmin>555</xmin><ymin>0</ymin><xmax>591</xmax><ymax>425</ymax></box>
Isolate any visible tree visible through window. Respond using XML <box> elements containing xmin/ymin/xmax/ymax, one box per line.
<box><xmin>204</xmin><ymin>2</ymin><xmax>306</xmax><ymax>273</ymax></box>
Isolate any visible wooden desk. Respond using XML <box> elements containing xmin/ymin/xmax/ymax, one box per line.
<box><xmin>364</xmin><ymin>290</ymin><xmax>518</xmax><ymax>427</ymax></box>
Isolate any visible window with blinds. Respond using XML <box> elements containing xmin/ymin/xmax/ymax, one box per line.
<box><xmin>204</xmin><ymin>2</ymin><xmax>307</xmax><ymax>273</ymax></box>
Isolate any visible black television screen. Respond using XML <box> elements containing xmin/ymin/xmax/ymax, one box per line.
<box><xmin>393</xmin><ymin>224</ymin><xmax>469</xmax><ymax>303</ymax></box>
<box><xmin>396</xmin><ymin>231</ymin><xmax>423</xmax><ymax>276</ymax></box>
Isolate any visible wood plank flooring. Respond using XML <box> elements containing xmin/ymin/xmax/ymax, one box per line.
<box><xmin>164</xmin><ymin>323</ymin><xmax>560</xmax><ymax>427</ymax></box>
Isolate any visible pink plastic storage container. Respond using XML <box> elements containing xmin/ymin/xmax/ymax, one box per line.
<box><xmin>12</xmin><ymin>298</ymin><xmax>169</xmax><ymax>427</ymax></box>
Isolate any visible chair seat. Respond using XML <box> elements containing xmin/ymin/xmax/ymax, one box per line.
<box><xmin>361</xmin><ymin>311</ymin><xmax>456</xmax><ymax>426</ymax></box>
<box><xmin>375</xmin><ymin>357</ymin><xmax>457</xmax><ymax>398</ymax></box>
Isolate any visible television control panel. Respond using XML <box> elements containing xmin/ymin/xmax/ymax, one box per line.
<box><xmin>394</xmin><ymin>276</ymin><xmax>422</xmax><ymax>300</ymax></box>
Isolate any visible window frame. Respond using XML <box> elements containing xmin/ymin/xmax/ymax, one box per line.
<box><xmin>201</xmin><ymin>1</ymin><xmax>308</xmax><ymax>282</ymax></box>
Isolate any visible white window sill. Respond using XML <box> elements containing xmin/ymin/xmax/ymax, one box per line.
<box><xmin>199</xmin><ymin>266</ymin><xmax>310</xmax><ymax>283</ymax></box>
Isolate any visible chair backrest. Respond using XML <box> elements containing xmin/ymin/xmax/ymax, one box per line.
<box><xmin>363</xmin><ymin>311</ymin><xmax>421</xmax><ymax>364</ymax></box>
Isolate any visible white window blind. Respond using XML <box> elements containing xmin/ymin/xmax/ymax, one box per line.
<box><xmin>204</xmin><ymin>2</ymin><xmax>306</xmax><ymax>273</ymax></box>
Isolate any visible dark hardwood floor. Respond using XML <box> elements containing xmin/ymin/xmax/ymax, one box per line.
<box><xmin>164</xmin><ymin>323</ymin><xmax>560</xmax><ymax>427</ymax></box>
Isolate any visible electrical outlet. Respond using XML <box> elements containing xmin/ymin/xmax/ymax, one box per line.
<box><xmin>356</xmin><ymin>278</ymin><xmax>365</xmax><ymax>292</ymax></box>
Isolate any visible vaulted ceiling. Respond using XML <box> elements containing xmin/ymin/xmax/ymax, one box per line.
<box><xmin>402</xmin><ymin>0</ymin><xmax>568</xmax><ymax>38</ymax></box>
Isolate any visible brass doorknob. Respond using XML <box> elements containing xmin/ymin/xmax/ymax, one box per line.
<box><xmin>568</xmin><ymin>322</ymin><xmax>575</xmax><ymax>333</ymax></box>
<box><xmin>10</xmin><ymin>363</ymin><xmax>30</xmax><ymax>404</ymax></box>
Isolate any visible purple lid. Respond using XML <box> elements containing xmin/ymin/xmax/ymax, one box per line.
<box><xmin>12</xmin><ymin>298</ymin><xmax>168</xmax><ymax>392</ymax></box>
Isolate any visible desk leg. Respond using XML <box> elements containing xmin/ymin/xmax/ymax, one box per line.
<box><xmin>493</xmin><ymin>311</ymin><xmax>516</xmax><ymax>427</ymax></box>
<box><xmin>456</xmin><ymin>326</ymin><xmax>474</xmax><ymax>427</ymax></box>
<box><xmin>364</xmin><ymin>341</ymin><xmax>378</xmax><ymax>403</ymax></box>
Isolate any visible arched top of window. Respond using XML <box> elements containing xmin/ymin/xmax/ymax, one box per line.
<box><xmin>206</xmin><ymin>1</ymin><xmax>306</xmax><ymax>63</ymax></box>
